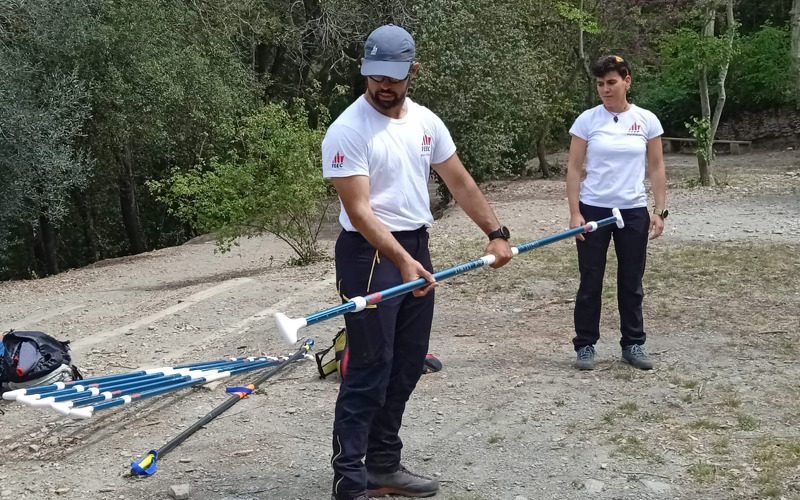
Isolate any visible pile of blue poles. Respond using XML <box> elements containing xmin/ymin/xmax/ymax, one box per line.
<box><xmin>2</xmin><ymin>355</ymin><xmax>288</xmax><ymax>419</ymax></box>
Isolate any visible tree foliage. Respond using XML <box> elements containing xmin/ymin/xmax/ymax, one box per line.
<box><xmin>152</xmin><ymin>102</ymin><xmax>330</xmax><ymax>265</ymax></box>
<box><xmin>414</xmin><ymin>0</ymin><xmax>575</xmax><ymax>182</ymax></box>
<box><xmin>0</xmin><ymin>0</ymin><xmax>797</xmax><ymax>279</ymax></box>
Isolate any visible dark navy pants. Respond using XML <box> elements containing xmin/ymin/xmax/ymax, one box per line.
<box><xmin>573</xmin><ymin>203</ymin><xmax>650</xmax><ymax>350</ymax></box>
<box><xmin>331</xmin><ymin>228</ymin><xmax>434</xmax><ymax>500</ymax></box>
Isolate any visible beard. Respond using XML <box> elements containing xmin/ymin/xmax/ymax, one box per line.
<box><xmin>369</xmin><ymin>87</ymin><xmax>406</xmax><ymax>110</ymax></box>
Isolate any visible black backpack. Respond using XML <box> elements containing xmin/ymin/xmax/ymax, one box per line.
<box><xmin>0</xmin><ymin>330</ymin><xmax>81</xmax><ymax>386</ymax></box>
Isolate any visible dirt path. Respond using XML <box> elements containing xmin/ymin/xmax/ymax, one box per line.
<box><xmin>1</xmin><ymin>150</ymin><xmax>799</xmax><ymax>500</ymax></box>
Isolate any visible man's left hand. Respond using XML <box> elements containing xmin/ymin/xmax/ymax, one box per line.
<box><xmin>484</xmin><ymin>239</ymin><xmax>513</xmax><ymax>269</ymax></box>
<box><xmin>649</xmin><ymin>214</ymin><xmax>665</xmax><ymax>240</ymax></box>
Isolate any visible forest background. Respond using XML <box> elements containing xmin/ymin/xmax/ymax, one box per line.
<box><xmin>1</xmin><ymin>0</ymin><xmax>799</xmax><ymax>279</ymax></box>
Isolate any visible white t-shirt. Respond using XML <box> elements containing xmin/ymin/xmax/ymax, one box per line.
<box><xmin>569</xmin><ymin>103</ymin><xmax>664</xmax><ymax>209</ymax></box>
<box><xmin>322</xmin><ymin>96</ymin><xmax>457</xmax><ymax>232</ymax></box>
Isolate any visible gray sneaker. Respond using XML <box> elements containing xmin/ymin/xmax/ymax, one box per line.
<box><xmin>575</xmin><ymin>345</ymin><xmax>596</xmax><ymax>370</ymax></box>
<box><xmin>367</xmin><ymin>464</ymin><xmax>439</xmax><ymax>498</ymax></box>
<box><xmin>622</xmin><ymin>344</ymin><xmax>653</xmax><ymax>370</ymax></box>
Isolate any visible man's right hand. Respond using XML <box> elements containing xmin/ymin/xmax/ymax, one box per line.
<box><xmin>399</xmin><ymin>258</ymin><xmax>437</xmax><ymax>297</ymax></box>
<box><xmin>570</xmin><ymin>213</ymin><xmax>587</xmax><ymax>241</ymax></box>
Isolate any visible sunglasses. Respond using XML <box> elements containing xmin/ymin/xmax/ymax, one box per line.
<box><xmin>368</xmin><ymin>73</ymin><xmax>410</xmax><ymax>84</ymax></box>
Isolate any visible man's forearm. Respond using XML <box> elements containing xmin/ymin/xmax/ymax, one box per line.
<box><xmin>348</xmin><ymin>210</ymin><xmax>413</xmax><ymax>268</ymax></box>
<box><xmin>448</xmin><ymin>179</ymin><xmax>500</xmax><ymax>234</ymax></box>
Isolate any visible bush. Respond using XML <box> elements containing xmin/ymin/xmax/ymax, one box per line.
<box><xmin>152</xmin><ymin>101</ymin><xmax>330</xmax><ymax>265</ymax></box>
<box><xmin>727</xmin><ymin>24</ymin><xmax>797</xmax><ymax>111</ymax></box>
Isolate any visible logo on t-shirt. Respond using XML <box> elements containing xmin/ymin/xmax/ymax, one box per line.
<box><xmin>331</xmin><ymin>152</ymin><xmax>345</xmax><ymax>169</ymax></box>
<box><xmin>627</xmin><ymin>122</ymin><xmax>643</xmax><ymax>135</ymax></box>
<box><xmin>421</xmin><ymin>134</ymin><xmax>432</xmax><ymax>155</ymax></box>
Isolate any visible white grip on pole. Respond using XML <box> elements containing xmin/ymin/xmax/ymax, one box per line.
<box><xmin>275</xmin><ymin>313</ymin><xmax>307</xmax><ymax>345</ymax></box>
<box><xmin>612</xmin><ymin>207</ymin><xmax>625</xmax><ymax>228</ymax></box>
<box><xmin>351</xmin><ymin>296</ymin><xmax>367</xmax><ymax>312</ymax></box>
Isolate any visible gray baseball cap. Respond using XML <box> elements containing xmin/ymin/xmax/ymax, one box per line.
<box><xmin>361</xmin><ymin>24</ymin><xmax>415</xmax><ymax>80</ymax></box>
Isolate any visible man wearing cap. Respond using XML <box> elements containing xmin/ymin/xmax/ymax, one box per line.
<box><xmin>322</xmin><ymin>24</ymin><xmax>513</xmax><ymax>500</ymax></box>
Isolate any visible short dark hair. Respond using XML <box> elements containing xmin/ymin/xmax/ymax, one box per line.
<box><xmin>591</xmin><ymin>54</ymin><xmax>631</xmax><ymax>79</ymax></box>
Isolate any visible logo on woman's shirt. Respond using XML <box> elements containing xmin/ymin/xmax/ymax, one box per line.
<box><xmin>627</xmin><ymin>122</ymin><xmax>643</xmax><ymax>136</ymax></box>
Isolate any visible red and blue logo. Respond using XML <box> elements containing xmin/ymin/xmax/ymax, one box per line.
<box><xmin>421</xmin><ymin>134</ymin><xmax>432</xmax><ymax>154</ymax></box>
<box><xmin>331</xmin><ymin>152</ymin><xmax>345</xmax><ymax>168</ymax></box>
<box><xmin>627</xmin><ymin>122</ymin><xmax>642</xmax><ymax>135</ymax></box>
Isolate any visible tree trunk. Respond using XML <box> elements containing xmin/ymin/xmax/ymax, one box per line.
<box><xmin>697</xmin><ymin>147</ymin><xmax>713</xmax><ymax>186</ymax></box>
<box><xmin>698</xmin><ymin>10</ymin><xmax>714</xmax><ymax>121</ymax></box>
<box><xmin>536</xmin><ymin>127</ymin><xmax>551</xmax><ymax>178</ymax></box>
<box><xmin>116</xmin><ymin>144</ymin><xmax>146</xmax><ymax>255</ymax></box>
<box><xmin>696</xmin><ymin>8</ymin><xmax>717</xmax><ymax>186</ymax></box>
<box><xmin>299</xmin><ymin>0</ymin><xmax>322</xmax><ymax>86</ymax></box>
<box><xmin>26</xmin><ymin>224</ymin><xmax>41</xmax><ymax>278</ymax></box>
<box><xmin>694</xmin><ymin>0</ymin><xmax>735</xmax><ymax>187</ymax></box>
<box><xmin>254</xmin><ymin>42</ymin><xmax>271</xmax><ymax>74</ymax></box>
<box><xmin>578</xmin><ymin>0</ymin><xmax>596</xmax><ymax>107</ymax></box>
<box><xmin>38</xmin><ymin>214</ymin><xmax>59</xmax><ymax>276</ymax></box>
<box><xmin>78</xmin><ymin>190</ymin><xmax>99</xmax><ymax>263</ymax></box>
<box><xmin>791</xmin><ymin>0</ymin><xmax>800</xmax><ymax>78</ymax></box>
<box><xmin>710</xmin><ymin>0</ymin><xmax>735</xmax><ymax>141</ymax></box>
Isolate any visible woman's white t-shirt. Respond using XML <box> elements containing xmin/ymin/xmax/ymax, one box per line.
<box><xmin>569</xmin><ymin>103</ymin><xmax>664</xmax><ymax>209</ymax></box>
<box><xmin>322</xmin><ymin>96</ymin><xmax>457</xmax><ymax>232</ymax></box>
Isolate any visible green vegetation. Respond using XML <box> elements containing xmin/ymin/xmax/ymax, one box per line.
<box><xmin>1</xmin><ymin>0</ymin><xmax>798</xmax><ymax>277</ymax></box>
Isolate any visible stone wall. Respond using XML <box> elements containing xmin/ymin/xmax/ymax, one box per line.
<box><xmin>716</xmin><ymin>107</ymin><xmax>800</xmax><ymax>144</ymax></box>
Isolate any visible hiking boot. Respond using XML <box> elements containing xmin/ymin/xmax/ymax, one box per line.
<box><xmin>622</xmin><ymin>344</ymin><xmax>653</xmax><ymax>370</ymax></box>
<box><xmin>575</xmin><ymin>345</ymin><xmax>596</xmax><ymax>370</ymax></box>
<box><xmin>367</xmin><ymin>464</ymin><xmax>439</xmax><ymax>498</ymax></box>
<box><xmin>331</xmin><ymin>494</ymin><xmax>369</xmax><ymax>500</ymax></box>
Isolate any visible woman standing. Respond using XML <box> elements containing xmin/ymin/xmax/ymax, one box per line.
<box><xmin>566</xmin><ymin>55</ymin><xmax>667</xmax><ymax>371</ymax></box>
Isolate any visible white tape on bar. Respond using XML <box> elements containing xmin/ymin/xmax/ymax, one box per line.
<box><xmin>587</xmin><ymin>221</ymin><xmax>598</xmax><ymax>232</ymax></box>
<box><xmin>481</xmin><ymin>255</ymin><xmax>496</xmax><ymax>265</ymax></box>
<box><xmin>352</xmin><ymin>296</ymin><xmax>367</xmax><ymax>312</ymax></box>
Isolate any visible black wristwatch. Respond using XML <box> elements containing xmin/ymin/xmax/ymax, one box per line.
<box><xmin>652</xmin><ymin>208</ymin><xmax>669</xmax><ymax>219</ymax></box>
<box><xmin>488</xmin><ymin>226</ymin><xmax>511</xmax><ymax>241</ymax></box>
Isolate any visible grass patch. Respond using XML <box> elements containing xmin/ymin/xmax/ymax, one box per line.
<box><xmin>754</xmin><ymin>439</ymin><xmax>800</xmax><ymax>498</ymax></box>
<box><xmin>712</xmin><ymin>436</ymin><xmax>731</xmax><ymax>454</ymax></box>
<box><xmin>778</xmin><ymin>339</ymin><xmax>797</xmax><ymax>355</ymax></box>
<box><xmin>609</xmin><ymin>434</ymin><xmax>664</xmax><ymax>463</ymax></box>
<box><xmin>721</xmin><ymin>395</ymin><xmax>741</xmax><ymax>408</ymax></box>
<box><xmin>487</xmin><ymin>433</ymin><xmax>505</xmax><ymax>444</ymax></box>
<box><xmin>614</xmin><ymin>370</ymin><xmax>636</xmax><ymax>382</ymax></box>
<box><xmin>689</xmin><ymin>419</ymin><xmax>722</xmax><ymax>430</ymax></box>
<box><xmin>737</xmin><ymin>413</ymin><xmax>759</xmax><ymax>431</ymax></box>
<box><xmin>669</xmin><ymin>376</ymin><xmax>699</xmax><ymax>389</ymax></box>
<box><xmin>688</xmin><ymin>460</ymin><xmax>717</xmax><ymax>483</ymax></box>
<box><xmin>602</xmin><ymin>412</ymin><xmax>615</xmax><ymax>425</ymax></box>
<box><xmin>618</xmin><ymin>401</ymin><xmax>638</xmax><ymax>414</ymax></box>
<box><xmin>640</xmin><ymin>411</ymin><xmax>669</xmax><ymax>423</ymax></box>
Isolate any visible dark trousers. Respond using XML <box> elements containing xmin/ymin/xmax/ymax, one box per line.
<box><xmin>573</xmin><ymin>203</ymin><xmax>650</xmax><ymax>350</ymax></box>
<box><xmin>331</xmin><ymin>228</ymin><xmax>434</xmax><ymax>500</ymax></box>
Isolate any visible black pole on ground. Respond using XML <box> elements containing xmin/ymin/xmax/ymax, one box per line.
<box><xmin>130</xmin><ymin>338</ymin><xmax>314</xmax><ymax>476</ymax></box>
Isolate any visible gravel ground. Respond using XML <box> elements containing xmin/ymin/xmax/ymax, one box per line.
<box><xmin>1</xmin><ymin>149</ymin><xmax>799</xmax><ymax>500</ymax></box>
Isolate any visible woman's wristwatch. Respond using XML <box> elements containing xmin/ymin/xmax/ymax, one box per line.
<box><xmin>652</xmin><ymin>208</ymin><xmax>669</xmax><ymax>219</ymax></box>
